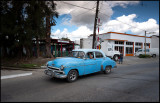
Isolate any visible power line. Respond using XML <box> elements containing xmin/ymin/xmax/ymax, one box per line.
<box><xmin>99</xmin><ymin>10</ymin><xmax>158</xmax><ymax>33</ymax></box>
<box><xmin>60</xmin><ymin>1</ymin><xmax>158</xmax><ymax>34</ymax></box>
<box><xmin>61</xmin><ymin>1</ymin><xmax>96</xmax><ymax>11</ymax></box>
<box><xmin>60</xmin><ymin>1</ymin><xmax>93</xmax><ymax>14</ymax></box>
<box><xmin>73</xmin><ymin>3</ymin><xmax>96</xmax><ymax>17</ymax></box>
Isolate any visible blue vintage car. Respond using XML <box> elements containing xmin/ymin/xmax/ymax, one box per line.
<box><xmin>44</xmin><ymin>49</ymin><xmax>117</xmax><ymax>82</ymax></box>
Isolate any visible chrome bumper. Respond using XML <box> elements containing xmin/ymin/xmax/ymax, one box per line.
<box><xmin>44</xmin><ymin>69</ymin><xmax>67</xmax><ymax>79</ymax></box>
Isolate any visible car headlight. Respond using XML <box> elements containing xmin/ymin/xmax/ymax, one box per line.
<box><xmin>46</xmin><ymin>63</ymin><xmax>48</xmax><ymax>67</ymax></box>
<box><xmin>60</xmin><ymin>65</ymin><xmax>64</xmax><ymax>70</ymax></box>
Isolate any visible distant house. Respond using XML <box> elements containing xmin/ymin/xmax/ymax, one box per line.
<box><xmin>32</xmin><ymin>38</ymin><xmax>76</xmax><ymax>57</ymax></box>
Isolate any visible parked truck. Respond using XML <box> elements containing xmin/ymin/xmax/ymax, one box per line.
<box><xmin>80</xmin><ymin>38</ymin><xmax>120</xmax><ymax>61</ymax></box>
<box><xmin>135</xmin><ymin>48</ymin><xmax>159</xmax><ymax>58</ymax></box>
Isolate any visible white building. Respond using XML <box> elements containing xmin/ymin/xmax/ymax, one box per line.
<box><xmin>80</xmin><ymin>32</ymin><xmax>159</xmax><ymax>56</ymax></box>
<box><xmin>151</xmin><ymin>35</ymin><xmax>159</xmax><ymax>48</ymax></box>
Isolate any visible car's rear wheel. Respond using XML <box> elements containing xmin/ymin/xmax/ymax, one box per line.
<box><xmin>152</xmin><ymin>54</ymin><xmax>156</xmax><ymax>58</ymax></box>
<box><xmin>104</xmin><ymin>66</ymin><xmax>111</xmax><ymax>74</ymax></box>
<box><xmin>113</xmin><ymin>55</ymin><xmax>119</xmax><ymax>61</ymax></box>
<box><xmin>67</xmin><ymin>70</ymin><xmax>78</xmax><ymax>82</ymax></box>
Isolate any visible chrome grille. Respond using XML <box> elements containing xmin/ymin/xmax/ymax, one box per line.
<box><xmin>47</xmin><ymin>66</ymin><xmax>60</xmax><ymax>70</ymax></box>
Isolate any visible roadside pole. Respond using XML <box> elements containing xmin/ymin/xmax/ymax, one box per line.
<box><xmin>55</xmin><ymin>44</ymin><xmax>56</xmax><ymax>58</ymax></box>
<box><xmin>145</xmin><ymin>31</ymin><xmax>146</xmax><ymax>55</ymax></box>
<box><xmin>92</xmin><ymin>0</ymin><xmax>99</xmax><ymax>49</ymax></box>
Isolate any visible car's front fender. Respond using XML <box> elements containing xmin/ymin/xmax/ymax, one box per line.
<box><xmin>63</xmin><ymin>61</ymin><xmax>85</xmax><ymax>76</ymax></box>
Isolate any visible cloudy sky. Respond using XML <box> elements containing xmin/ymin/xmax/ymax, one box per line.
<box><xmin>51</xmin><ymin>1</ymin><xmax>159</xmax><ymax>41</ymax></box>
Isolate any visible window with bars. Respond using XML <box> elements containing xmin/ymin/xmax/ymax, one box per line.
<box><xmin>135</xmin><ymin>47</ymin><xmax>142</xmax><ymax>52</ymax></box>
<box><xmin>126</xmin><ymin>42</ymin><xmax>133</xmax><ymax>45</ymax></box>
<box><xmin>126</xmin><ymin>47</ymin><xmax>133</xmax><ymax>54</ymax></box>
<box><xmin>144</xmin><ymin>43</ymin><xmax>150</xmax><ymax>46</ymax></box>
<box><xmin>135</xmin><ymin>42</ymin><xmax>142</xmax><ymax>46</ymax></box>
<box><xmin>115</xmin><ymin>41</ymin><xmax>124</xmax><ymax>44</ymax></box>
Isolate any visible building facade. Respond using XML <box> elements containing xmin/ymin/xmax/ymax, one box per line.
<box><xmin>151</xmin><ymin>35</ymin><xmax>159</xmax><ymax>48</ymax></box>
<box><xmin>81</xmin><ymin>32</ymin><xmax>156</xmax><ymax>56</ymax></box>
<box><xmin>32</xmin><ymin>38</ymin><xmax>75</xmax><ymax>57</ymax></box>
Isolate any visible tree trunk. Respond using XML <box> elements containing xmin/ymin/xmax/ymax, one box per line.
<box><xmin>2</xmin><ymin>46</ymin><xmax>8</xmax><ymax>58</ymax></box>
<box><xmin>25</xmin><ymin>46</ymin><xmax>31</xmax><ymax>58</ymax></box>
<box><xmin>17</xmin><ymin>45</ymin><xmax>23</xmax><ymax>59</ymax></box>
<box><xmin>45</xmin><ymin>16</ymin><xmax>53</xmax><ymax>58</ymax></box>
<box><xmin>36</xmin><ymin>36</ymin><xmax>40</xmax><ymax>58</ymax></box>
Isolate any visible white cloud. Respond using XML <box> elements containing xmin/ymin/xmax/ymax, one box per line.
<box><xmin>106</xmin><ymin>1</ymin><xmax>140</xmax><ymax>8</ymax></box>
<box><xmin>51</xmin><ymin>26</ymin><xmax>92</xmax><ymax>41</ymax></box>
<box><xmin>100</xmin><ymin>14</ymin><xmax>159</xmax><ymax>36</ymax></box>
<box><xmin>55</xmin><ymin>1</ymin><xmax>140</xmax><ymax>29</ymax></box>
<box><xmin>51</xmin><ymin>28</ymin><xmax>68</xmax><ymax>39</ymax></box>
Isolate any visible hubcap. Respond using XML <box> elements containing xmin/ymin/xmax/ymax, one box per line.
<box><xmin>106</xmin><ymin>67</ymin><xmax>111</xmax><ymax>73</ymax></box>
<box><xmin>115</xmin><ymin>56</ymin><xmax>118</xmax><ymax>61</ymax></box>
<box><xmin>70</xmin><ymin>71</ymin><xmax>76</xmax><ymax>81</ymax></box>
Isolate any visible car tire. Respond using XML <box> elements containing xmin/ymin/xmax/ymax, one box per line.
<box><xmin>104</xmin><ymin>66</ymin><xmax>111</xmax><ymax>74</ymax></box>
<box><xmin>67</xmin><ymin>70</ymin><xmax>78</xmax><ymax>82</ymax></box>
<box><xmin>139</xmin><ymin>54</ymin><xmax>142</xmax><ymax>57</ymax></box>
<box><xmin>152</xmin><ymin>54</ymin><xmax>156</xmax><ymax>58</ymax></box>
<box><xmin>113</xmin><ymin>55</ymin><xmax>119</xmax><ymax>61</ymax></box>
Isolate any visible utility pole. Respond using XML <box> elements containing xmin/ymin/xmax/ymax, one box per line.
<box><xmin>92</xmin><ymin>0</ymin><xmax>99</xmax><ymax>49</ymax></box>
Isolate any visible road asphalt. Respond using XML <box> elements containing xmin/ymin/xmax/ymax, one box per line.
<box><xmin>1</xmin><ymin>56</ymin><xmax>159</xmax><ymax>102</ymax></box>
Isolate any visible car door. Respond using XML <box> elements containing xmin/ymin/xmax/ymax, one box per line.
<box><xmin>84</xmin><ymin>52</ymin><xmax>97</xmax><ymax>75</ymax></box>
<box><xmin>95</xmin><ymin>52</ymin><xmax>104</xmax><ymax>72</ymax></box>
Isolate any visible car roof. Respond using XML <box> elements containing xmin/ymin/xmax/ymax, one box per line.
<box><xmin>72</xmin><ymin>49</ymin><xmax>106</xmax><ymax>57</ymax></box>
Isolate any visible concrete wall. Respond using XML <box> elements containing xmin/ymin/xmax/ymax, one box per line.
<box><xmin>151</xmin><ymin>36</ymin><xmax>159</xmax><ymax>48</ymax></box>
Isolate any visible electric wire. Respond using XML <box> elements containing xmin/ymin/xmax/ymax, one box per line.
<box><xmin>59</xmin><ymin>1</ymin><xmax>158</xmax><ymax>34</ymax></box>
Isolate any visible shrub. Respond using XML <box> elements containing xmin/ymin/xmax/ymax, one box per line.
<box><xmin>139</xmin><ymin>54</ymin><xmax>151</xmax><ymax>58</ymax></box>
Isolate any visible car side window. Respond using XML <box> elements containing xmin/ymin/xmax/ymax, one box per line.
<box><xmin>87</xmin><ymin>52</ymin><xmax>94</xmax><ymax>59</ymax></box>
<box><xmin>78</xmin><ymin>52</ymin><xmax>85</xmax><ymax>58</ymax></box>
<box><xmin>95</xmin><ymin>52</ymin><xmax>103</xmax><ymax>58</ymax></box>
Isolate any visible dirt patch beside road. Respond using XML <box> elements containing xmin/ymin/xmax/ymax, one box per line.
<box><xmin>1</xmin><ymin>57</ymin><xmax>55</xmax><ymax>69</ymax></box>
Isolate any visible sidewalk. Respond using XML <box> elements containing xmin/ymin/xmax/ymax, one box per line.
<box><xmin>116</xmin><ymin>56</ymin><xmax>159</xmax><ymax>66</ymax></box>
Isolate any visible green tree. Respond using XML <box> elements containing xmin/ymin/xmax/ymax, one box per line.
<box><xmin>44</xmin><ymin>1</ymin><xmax>58</xmax><ymax>58</ymax></box>
<box><xmin>0</xmin><ymin>0</ymin><xmax>58</xmax><ymax>59</ymax></box>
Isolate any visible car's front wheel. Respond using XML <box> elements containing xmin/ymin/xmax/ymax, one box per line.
<box><xmin>104</xmin><ymin>66</ymin><xmax>111</xmax><ymax>74</ymax></box>
<box><xmin>152</xmin><ymin>54</ymin><xmax>156</xmax><ymax>58</ymax></box>
<box><xmin>67</xmin><ymin>70</ymin><xmax>78</xmax><ymax>82</ymax></box>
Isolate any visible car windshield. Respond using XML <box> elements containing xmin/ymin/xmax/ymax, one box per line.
<box><xmin>68</xmin><ymin>51</ymin><xmax>85</xmax><ymax>59</ymax></box>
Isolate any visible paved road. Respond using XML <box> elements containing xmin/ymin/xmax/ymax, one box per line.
<box><xmin>1</xmin><ymin>58</ymin><xmax>159</xmax><ymax>102</ymax></box>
